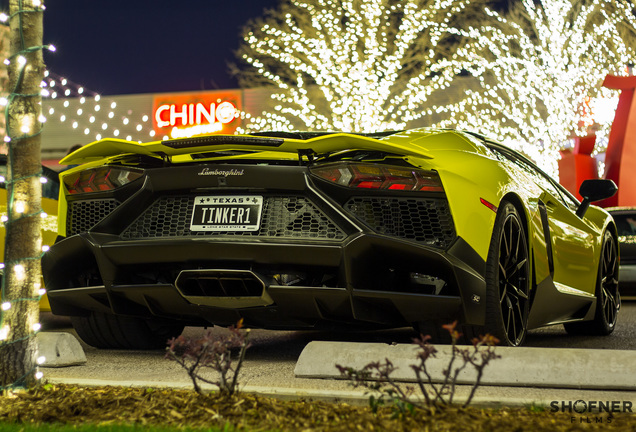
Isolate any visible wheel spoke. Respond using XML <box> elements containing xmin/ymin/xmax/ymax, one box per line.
<box><xmin>605</xmin><ymin>300</ymin><xmax>614</xmax><ymax>325</ymax></box>
<box><xmin>513</xmin><ymin>222</ymin><xmax>521</xmax><ymax>262</ymax></box>
<box><xmin>507</xmin><ymin>258</ymin><xmax>527</xmax><ymax>279</ymax></box>
<box><xmin>506</xmin><ymin>219</ymin><xmax>513</xmax><ymax>256</ymax></box>
<box><xmin>510</xmin><ymin>299</ymin><xmax>517</xmax><ymax>342</ymax></box>
<box><xmin>505</xmin><ymin>295</ymin><xmax>514</xmax><ymax>337</ymax></box>
<box><xmin>604</xmin><ymin>287</ymin><xmax>616</xmax><ymax>323</ymax></box>
<box><xmin>499</xmin><ymin>261</ymin><xmax>507</xmax><ymax>279</ymax></box>
<box><xmin>602</xmin><ymin>275</ymin><xmax>619</xmax><ymax>288</ymax></box>
<box><xmin>514</xmin><ymin>300</ymin><xmax>524</xmax><ymax>341</ymax></box>
<box><xmin>509</xmin><ymin>282</ymin><xmax>529</xmax><ymax>299</ymax></box>
<box><xmin>502</xmin><ymin>222</ymin><xmax>510</xmax><ymax>264</ymax></box>
<box><xmin>500</xmin><ymin>283</ymin><xmax>508</xmax><ymax>303</ymax></box>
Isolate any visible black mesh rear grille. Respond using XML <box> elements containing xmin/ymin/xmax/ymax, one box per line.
<box><xmin>344</xmin><ymin>197</ymin><xmax>455</xmax><ymax>248</ymax></box>
<box><xmin>67</xmin><ymin>199</ymin><xmax>121</xmax><ymax>236</ymax></box>
<box><xmin>121</xmin><ymin>196</ymin><xmax>346</xmax><ymax>240</ymax></box>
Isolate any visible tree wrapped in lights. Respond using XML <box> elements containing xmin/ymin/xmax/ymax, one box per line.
<box><xmin>0</xmin><ymin>0</ymin><xmax>50</xmax><ymax>390</ymax></box>
<box><xmin>235</xmin><ymin>0</ymin><xmax>482</xmax><ymax>133</ymax></box>
<box><xmin>431</xmin><ymin>0</ymin><xmax>636</xmax><ymax>177</ymax></box>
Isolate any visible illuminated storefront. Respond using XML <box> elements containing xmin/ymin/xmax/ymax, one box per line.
<box><xmin>41</xmin><ymin>87</ymin><xmax>270</xmax><ymax>165</ymax></box>
<box><xmin>152</xmin><ymin>90</ymin><xmax>242</xmax><ymax>139</ymax></box>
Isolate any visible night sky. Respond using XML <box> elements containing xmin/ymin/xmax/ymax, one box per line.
<box><xmin>36</xmin><ymin>0</ymin><xmax>280</xmax><ymax>95</ymax></box>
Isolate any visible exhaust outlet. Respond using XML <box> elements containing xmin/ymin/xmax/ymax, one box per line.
<box><xmin>175</xmin><ymin>269</ymin><xmax>273</xmax><ymax>308</ymax></box>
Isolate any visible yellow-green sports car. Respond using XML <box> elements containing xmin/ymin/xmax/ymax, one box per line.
<box><xmin>41</xmin><ymin>128</ymin><xmax>619</xmax><ymax>348</ymax></box>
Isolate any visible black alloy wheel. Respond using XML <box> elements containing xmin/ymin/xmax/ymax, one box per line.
<box><xmin>599</xmin><ymin>232</ymin><xmax>620</xmax><ymax>329</ymax></box>
<box><xmin>485</xmin><ymin>201</ymin><xmax>530</xmax><ymax>346</ymax></box>
<box><xmin>564</xmin><ymin>230</ymin><xmax>620</xmax><ymax>335</ymax></box>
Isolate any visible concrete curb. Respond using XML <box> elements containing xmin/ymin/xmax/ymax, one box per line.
<box><xmin>294</xmin><ymin>341</ymin><xmax>636</xmax><ymax>390</ymax></box>
<box><xmin>36</xmin><ymin>331</ymin><xmax>87</xmax><ymax>367</ymax></box>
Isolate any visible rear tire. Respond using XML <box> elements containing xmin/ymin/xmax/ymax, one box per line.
<box><xmin>484</xmin><ymin>201</ymin><xmax>530</xmax><ymax>346</ymax></box>
<box><xmin>71</xmin><ymin>312</ymin><xmax>184</xmax><ymax>349</ymax></box>
<box><xmin>564</xmin><ymin>230</ymin><xmax>620</xmax><ymax>336</ymax></box>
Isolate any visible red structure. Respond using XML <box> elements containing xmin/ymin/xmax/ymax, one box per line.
<box><xmin>558</xmin><ymin>134</ymin><xmax>599</xmax><ymax>201</ymax></box>
<box><xmin>558</xmin><ymin>74</ymin><xmax>636</xmax><ymax>207</ymax></box>
<box><xmin>599</xmin><ymin>74</ymin><xmax>636</xmax><ymax>207</ymax></box>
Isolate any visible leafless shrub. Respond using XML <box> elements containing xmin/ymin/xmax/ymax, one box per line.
<box><xmin>166</xmin><ymin>320</ymin><xmax>250</xmax><ymax>396</ymax></box>
<box><xmin>337</xmin><ymin>321</ymin><xmax>500</xmax><ymax>413</ymax></box>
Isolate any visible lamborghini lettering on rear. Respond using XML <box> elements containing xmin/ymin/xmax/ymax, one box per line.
<box><xmin>198</xmin><ymin>168</ymin><xmax>245</xmax><ymax>177</ymax></box>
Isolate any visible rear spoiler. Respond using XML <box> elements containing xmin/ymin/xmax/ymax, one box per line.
<box><xmin>60</xmin><ymin>132</ymin><xmax>433</xmax><ymax>165</ymax></box>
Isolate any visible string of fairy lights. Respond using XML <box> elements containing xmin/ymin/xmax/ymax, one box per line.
<box><xmin>1</xmin><ymin>57</ymin><xmax>158</xmax><ymax>148</ymax></box>
<box><xmin>0</xmin><ymin>0</ymin><xmax>49</xmax><ymax>390</ymax></box>
<box><xmin>0</xmin><ymin>72</ymin><xmax>158</xmax><ymax>149</ymax></box>
<box><xmin>1</xmin><ymin>59</ymin><xmax>157</xmax><ymax>146</ymax></box>
<box><xmin>236</xmin><ymin>0</ymin><xmax>474</xmax><ymax>134</ymax></box>
<box><xmin>39</xmin><ymin>70</ymin><xmax>158</xmax><ymax>143</ymax></box>
<box><xmin>427</xmin><ymin>0</ymin><xmax>636</xmax><ymax>177</ymax></box>
<box><xmin>237</xmin><ymin>0</ymin><xmax>634</xmax><ymax>179</ymax></box>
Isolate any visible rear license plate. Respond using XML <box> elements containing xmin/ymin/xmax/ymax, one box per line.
<box><xmin>190</xmin><ymin>195</ymin><xmax>263</xmax><ymax>232</ymax></box>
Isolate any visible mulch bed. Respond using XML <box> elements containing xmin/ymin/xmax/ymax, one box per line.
<box><xmin>0</xmin><ymin>384</ymin><xmax>632</xmax><ymax>431</ymax></box>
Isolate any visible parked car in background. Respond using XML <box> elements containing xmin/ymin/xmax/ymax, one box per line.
<box><xmin>42</xmin><ymin>128</ymin><xmax>619</xmax><ymax>348</ymax></box>
<box><xmin>607</xmin><ymin>207</ymin><xmax>636</xmax><ymax>295</ymax></box>
<box><xmin>0</xmin><ymin>155</ymin><xmax>59</xmax><ymax>311</ymax></box>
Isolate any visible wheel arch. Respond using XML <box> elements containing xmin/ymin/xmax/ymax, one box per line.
<box><xmin>499</xmin><ymin>191</ymin><xmax>536</xmax><ymax>290</ymax></box>
<box><xmin>499</xmin><ymin>192</ymin><xmax>531</xmax><ymax>244</ymax></box>
<box><xmin>605</xmin><ymin>219</ymin><xmax>619</xmax><ymax>242</ymax></box>
<box><xmin>604</xmin><ymin>220</ymin><xmax>619</xmax><ymax>267</ymax></box>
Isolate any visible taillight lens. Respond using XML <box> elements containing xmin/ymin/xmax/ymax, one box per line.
<box><xmin>63</xmin><ymin>166</ymin><xmax>143</xmax><ymax>194</ymax></box>
<box><xmin>310</xmin><ymin>163</ymin><xmax>443</xmax><ymax>192</ymax></box>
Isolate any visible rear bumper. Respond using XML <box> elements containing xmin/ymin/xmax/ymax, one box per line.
<box><xmin>42</xmin><ymin>232</ymin><xmax>487</xmax><ymax>329</ymax></box>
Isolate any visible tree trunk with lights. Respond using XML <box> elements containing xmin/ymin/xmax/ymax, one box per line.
<box><xmin>0</xmin><ymin>0</ymin><xmax>45</xmax><ymax>390</ymax></box>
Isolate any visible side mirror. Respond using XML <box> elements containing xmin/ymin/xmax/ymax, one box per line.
<box><xmin>576</xmin><ymin>179</ymin><xmax>618</xmax><ymax>218</ymax></box>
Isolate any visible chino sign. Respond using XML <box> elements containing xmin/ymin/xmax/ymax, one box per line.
<box><xmin>152</xmin><ymin>91</ymin><xmax>241</xmax><ymax>139</ymax></box>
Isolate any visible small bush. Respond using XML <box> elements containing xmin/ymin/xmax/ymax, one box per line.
<box><xmin>337</xmin><ymin>321</ymin><xmax>500</xmax><ymax>411</ymax></box>
<box><xmin>165</xmin><ymin>319</ymin><xmax>250</xmax><ymax>396</ymax></box>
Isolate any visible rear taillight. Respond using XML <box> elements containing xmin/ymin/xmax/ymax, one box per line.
<box><xmin>63</xmin><ymin>167</ymin><xmax>143</xmax><ymax>194</ymax></box>
<box><xmin>310</xmin><ymin>163</ymin><xmax>443</xmax><ymax>192</ymax></box>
